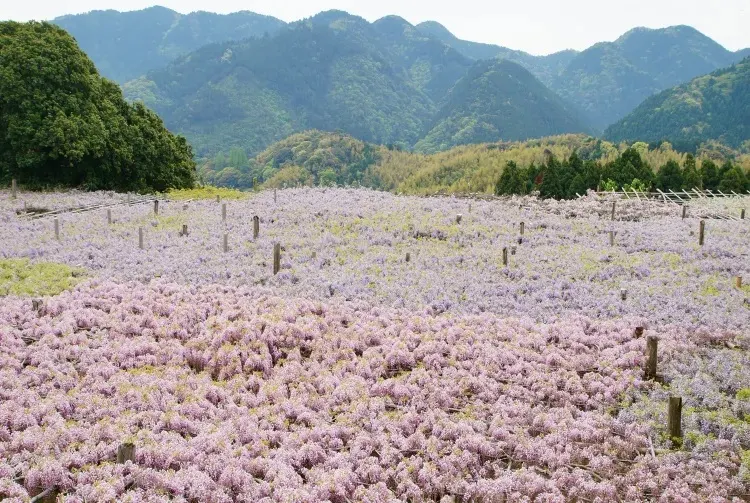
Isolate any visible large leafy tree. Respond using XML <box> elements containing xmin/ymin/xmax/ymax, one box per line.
<box><xmin>0</xmin><ymin>21</ymin><xmax>196</xmax><ymax>191</ymax></box>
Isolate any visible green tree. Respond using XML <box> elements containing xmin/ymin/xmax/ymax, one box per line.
<box><xmin>539</xmin><ymin>156</ymin><xmax>565</xmax><ymax>199</ymax></box>
<box><xmin>681</xmin><ymin>154</ymin><xmax>701</xmax><ymax>190</ymax></box>
<box><xmin>495</xmin><ymin>161</ymin><xmax>527</xmax><ymax>195</ymax></box>
<box><xmin>656</xmin><ymin>160</ymin><xmax>683</xmax><ymax>191</ymax></box>
<box><xmin>0</xmin><ymin>21</ymin><xmax>195</xmax><ymax>191</ymax></box>
<box><xmin>228</xmin><ymin>147</ymin><xmax>249</xmax><ymax>170</ymax></box>
<box><xmin>700</xmin><ymin>159</ymin><xmax>721</xmax><ymax>191</ymax></box>
<box><xmin>718</xmin><ymin>165</ymin><xmax>749</xmax><ymax>193</ymax></box>
<box><xmin>319</xmin><ymin>168</ymin><xmax>337</xmax><ymax>187</ymax></box>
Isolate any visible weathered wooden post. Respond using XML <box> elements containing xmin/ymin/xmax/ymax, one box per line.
<box><xmin>117</xmin><ymin>442</ymin><xmax>136</xmax><ymax>464</ymax></box>
<box><xmin>620</xmin><ymin>289</ymin><xmax>627</xmax><ymax>301</ymax></box>
<box><xmin>11</xmin><ymin>179</ymin><xmax>17</xmax><ymax>199</ymax></box>
<box><xmin>54</xmin><ymin>218</ymin><xmax>60</xmax><ymax>240</ymax></box>
<box><xmin>668</xmin><ymin>397</ymin><xmax>682</xmax><ymax>446</ymax></box>
<box><xmin>253</xmin><ymin>177</ymin><xmax>258</xmax><ymax>191</ymax></box>
<box><xmin>405</xmin><ymin>252</ymin><xmax>411</xmax><ymax>262</ymax></box>
<box><xmin>699</xmin><ymin>220</ymin><xmax>705</xmax><ymax>246</ymax></box>
<box><xmin>107</xmin><ymin>209</ymin><xmax>112</xmax><ymax>225</ymax></box>
<box><xmin>609</xmin><ymin>230</ymin><xmax>614</xmax><ymax>246</ymax></box>
<box><xmin>635</xmin><ymin>326</ymin><xmax>644</xmax><ymax>337</ymax></box>
<box><xmin>611</xmin><ymin>201</ymin><xmax>616</xmax><ymax>221</ymax></box>
<box><xmin>223</xmin><ymin>233</ymin><xmax>229</xmax><ymax>253</ymax></box>
<box><xmin>181</xmin><ymin>224</ymin><xmax>188</xmax><ymax>237</ymax></box>
<box><xmin>682</xmin><ymin>206</ymin><xmax>687</xmax><ymax>219</ymax></box>
<box><xmin>253</xmin><ymin>215</ymin><xmax>260</xmax><ymax>240</ymax></box>
<box><xmin>502</xmin><ymin>247</ymin><xmax>508</xmax><ymax>266</ymax></box>
<box><xmin>153</xmin><ymin>200</ymin><xmax>159</xmax><ymax>215</ymax></box>
<box><xmin>456</xmin><ymin>214</ymin><xmax>462</xmax><ymax>224</ymax></box>
<box><xmin>645</xmin><ymin>336</ymin><xmax>658</xmax><ymax>380</ymax></box>
<box><xmin>127</xmin><ymin>194</ymin><xmax>131</xmax><ymax>204</ymax></box>
<box><xmin>737</xmin><ymin>276</ymin><xmax>743</xmax><ymax>289</ymax></box>
<box><xmin>274</xmin><ymin>189</ymin><xmax>277</xmax><ymax>203</ymax></box>
<box><xmin>511</xmin><ymin>245</ymin><xmax>517</xmax><ymax>255</ymax></box>
<box><xmin>273</xmin><ymin>243</ymin><xmax>281</xmax><ymax>275</ymax></box>
<box><xmin>222</xmin><ymin>203</ymin><xmax>227</xmax><ymax>222</ymax></box>
<box><xmin>741</xmin><ymin>209</ymin><xmax>745</xmax><ymax>220</ymax></box>
<box><xmin>216</xmin><ymin>195</ymin><xmax>221</xmax><ymax>203</ymax></box>
<box><xmin>469</xmin><ymin>202</ymin><xmax>472</xmax><ymax>213</ymax></box>
<box><xmin>138</xmin><ymin>227</ymin><xmax>144</xmax><ymax>250</ymax></box>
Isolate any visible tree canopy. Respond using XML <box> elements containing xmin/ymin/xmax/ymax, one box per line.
<box><xmin>0</xmin><ymin>21</ymin><xmax>196</xmax><ymax>192</ymax></box>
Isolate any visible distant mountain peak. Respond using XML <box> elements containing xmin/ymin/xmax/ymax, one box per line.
<box><xmin>415</xmin><ymin>21</ymin><xmax>457</xmax><ymax>42</ymax></box>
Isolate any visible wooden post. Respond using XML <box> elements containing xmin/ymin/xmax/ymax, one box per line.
<box><xmin>698</xmin><ymin>220</ymin><xmax>705</xmax><ymax>246</ymax></box>
<box><xmin>127</xmin><ymin>194</ymin><xmax>131</xmax><ymax>204</ymax></box>
<box><xmin>223</xmin><ymin>233</ymin><xmax>229</xmax><ymax>253</ymax></box>
<box><xmin>274</xmin><ymin>189</ymin><xmax>277</xmax><ymax>203</ymax></box>
<box><xmin>468</xmin><ymin>203</ymin><xmax>472</xmax><ymax>213</ymax></box>
<box><xmin>153</xmin><ymin>200</ymin><xmax>159</xmax><ymax>215</ymax></box>
<box><xmin>737</xmin><ymin>276</ymin><xmax>743</xmax><ymax>289</ymax></box>
<box><xmin>741</xmin><ymin>209</ymin><xmax>745</xmax><ymax>220</ymax></box>
<box><xmin>181</xmin><ymin>224</ymin><xmax>188</xmax><ymax>237</ymax></box>
<box><xmin>273</xmin><ymin>243</ymin><xmax>281</xmax><ymax>275</ymax></box>
<box><xmin>54</xmin><ymin>218</ymin><xmax>59</xmax><ymax>240</ymax></box>
<box><xmin>216</xmin><ymin>195</ymin><xmax>221</xmax><ymax>203</ymax></box>
<box><xmin>511</xmin><ymin>245</ymin><xmax>517</xmax><ymax>255</ymax></box>
<box><xmin>456</xmin><ymin>214</ymin><xmax>462</xmax><ymax>224</ymax></box>
<box><xmin>138</xmin><ymin>227</ymin><xmax>144</xmax><ymax>250</ymax></box>
<box><xmin>405</xmin><ymin>252</ymin><xmax>411</xmax><ymax>262</ymax></box>
<box><xmin>645</xmin><ymin>336</ymin><xmax>658</xmax><ymax>380</ymax></box>
<box><xmin>609</xmin><ymin>230</ymin><xmax>614</xmax><ymax>246</ymax></box>
<box><xmin>520</xmin><ymin>222</ymin><xmax>525</xmax><ymax>236</ymax></box>
<box><xmin>253</xmin><ymin>215</ymin><xmax>260</xmax><ymax>240</ymax></box>
<box><xmin>635</xmin><ymin>326</ymin><xmax>644</xmax><ymax>337</ymax></box>
<box><xmin>611</xmin><ymin>201</ymin><xmax>616</xmax><ymax>221</ymax></box>
<box><xmin>117</xmin><ymin>442</ymin><xmax>136</xmax><ymax>464</ymax></box>
<box><xmin>682</xmin><ymin>206</ymin><xmax>687</xmax><ymax>219</ymax></box>
<box><xmin>182</xmin><ymin>203</ymin><xmax>188</xmax><ymax>211</ymax></box>
<box><xmin>107</xmin><ymin>209</ymin><xmax>112</xmax><ymax>225</ymax></box>
<box><xmin>222</xmin><ymin>203</ymin><xmax>227</xmax><ymax>222</ymax></box>
<box><xmin>668</xmin><ymin>397</ymin><xmax>682</xmax><ymax>445</ymax></box>
<box><xmin>620</xmin><ymin>289</ymin><xmax>627</xmax><ymax>301</ymax></box>
<box><xmin>11</xmin><ymin>178</ymin><xmax>17</xmax><ymax>199</ymax></box>
<box><xmin>502</xmin><ymin>247</ymin><xmax>508</xmax><ymax>266</ymax></box>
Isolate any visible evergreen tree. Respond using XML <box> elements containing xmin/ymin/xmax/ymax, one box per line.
<box><xmin>495</xmin><ymin>161</ymin><xmax>527</xmax><ymax>195</ymax></box>
<box><xmin>700</xmin><ymin>159</ymin><xmax>721</xmax><ymax>191</ymax></box>
<box><xmin>656</xmin><ymin>160</ymin><xmax>683</xmax><ymax>191</ymax></box>
<box><xmin>681</xmin><ymin>154</ymin><xmax>701</xmax><ymax>190</ymax></box>
<box><xmin>0</xmin><ymin>21</ymin><xmax>195</xmax><ymax>191</ymax></box>
<box><xmin>718</xmin><ymin>165</ymin><xmax>749</xmax><ymax>193</ymax></box>
<box><xmin>539</xmin><ymin>156</ymin><xmax>565</xmax><ymax>199</ymax></box>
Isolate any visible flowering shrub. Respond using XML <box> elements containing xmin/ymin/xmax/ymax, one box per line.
<box><xmin>0</xmin><ymin>188</ymin><xmax>748</xmax><ymax>501</ymax></box>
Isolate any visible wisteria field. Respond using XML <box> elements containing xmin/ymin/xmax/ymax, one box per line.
<box><xmin>0</xmin><ymin>188</ymin><xmax>749</xmax><ymax>502</ymax></box>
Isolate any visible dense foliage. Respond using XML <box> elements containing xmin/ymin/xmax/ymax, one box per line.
<box><xmin>605</xmin><ymin>58</ymin><xmax>750</xmax><ymax>150</ymax></box>
<box><xmin>0</xmin><ymin>22</ymin><xmax>197</xmax><ymax>192</ymax></box>
<box><xmin>552</xmin><ymin>26</ymin><xmax>748</xmax><ymax>130</ymax></box>
<box><xmin>415</xmin><ymin>60</ymin><xmax>590</xmax><ymax>153</ymax></box>
<box><xmin>54</xmin><ymin>6</ymin><xmax>286</xmax><ymax>83</ymax></box>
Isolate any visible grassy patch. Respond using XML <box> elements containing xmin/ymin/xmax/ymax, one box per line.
<box><xmin>166</xmin><ymin>186</ymin><xmax>248</xmax><ymax>201</ymax></box>
<box><xmin>0</xmin><ymin>258</ymin><xmax>84</xmax><ymax>297</ymax></box>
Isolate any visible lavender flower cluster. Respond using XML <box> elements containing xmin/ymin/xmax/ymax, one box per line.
<box><xmin>1</xmin><ymin>188</ymin><xmax>748</xmax><ymax>330</ymax></box>
<box><xmin>1</xmin><ymin>281</ymin><xmax>748</xmax><ymax>502</ymax></box>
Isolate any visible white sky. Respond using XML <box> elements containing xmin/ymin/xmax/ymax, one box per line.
<box><xmin>3</xmin><ymin>0</ymin><xmax>749</xmax><ymax>55</ymax></box>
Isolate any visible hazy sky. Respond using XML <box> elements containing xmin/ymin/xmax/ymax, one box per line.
<box><xmin>4</xmin><ymin>0</ymin><xmax>749</xmax><ymax>55</ymax></box>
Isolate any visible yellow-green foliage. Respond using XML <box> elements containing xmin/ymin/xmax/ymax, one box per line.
<box><xmin>0</xmin><ymin>259</ymin><xmax>83</xmax><ymax>296</ymax></box>
<box><xmin>369</xmin><ymin>134</ymin><xmax>750</xmax><ymax>195</ymax></box>
<box><xmin>167</xmin><ymin>186</ymin><xmax>248</xmax><ymax>200</ymax></box>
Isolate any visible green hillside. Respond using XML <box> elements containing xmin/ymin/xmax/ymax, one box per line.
<box><xmin>414</xmin><ymin>20</ymin><xmax>577</xmax><ymax>87</ymax></box>
<box><xmin>415</xmin><ymin>60</ymin><xmax>591</xmax><ymax>153</ymax></box>
<box><xmin>53</xmin><ymin>6</ymin><xmax>286</xmax><ymax>83</ymax></box>
<box><xmin>605</xmin><ymin>58</ymin><xmax>750</xmax><ymax>150</ymax></box>
<box><xmin>553</xmin><ymin>26</ymin><xmax>747</xmax><ymax>130</ymax></box>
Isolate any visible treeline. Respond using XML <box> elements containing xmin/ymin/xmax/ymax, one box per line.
<box><xmin>496</xmin><ymin>149</ymin><xmax>750</xmax><ymax>198</ymax></box>
<box><xmin>198</xmin><ymin>130</ymin><xmax>383</xmax><ymax>189</ymax></box>
<box><xmin>0</xmin><ymin>22</ymin><xmax>195</xmax><ymax>192</ymax></box>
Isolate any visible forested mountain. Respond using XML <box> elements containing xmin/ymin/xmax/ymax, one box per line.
<box><xmin>124</xmin><ymin>11</ymin><xmax>589</xmax><ymax>157</ymax></box>
<box><xmin>0</xmin><ymin>21</ymin><xmax>195</xmax><ymax>192</ymax></box>
<box><xmin>605</xmin><ymin>58</ymin><xmax>750</xmax><ymax>150</ymax></box>
<box><xmin>53</xmin><ymin>6</ymin><xmax>286</xmax><ymax>82</ymax></box>
<box><xmin>553</xmin><ymin>26</ymin><xmax>749</xmax><ymax>130</ymax></box>
<box><xmin>415</xmin><ymin>60</ymin><xmax>590</xmax><ymax>153</ymax></box>
<box><xmin>414</xmin><ymin>20</ymin><xmax>578</xmax><ymax>87</ymax></box>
